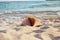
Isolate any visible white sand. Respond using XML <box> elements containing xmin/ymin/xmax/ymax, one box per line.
<box><xmin>0</xmin><ymin>17</ymin><xmax>60</xmax><ymax>40</ymax></box>
<box><xmin>0</xmin><ymin>11</ymin><xmax>60</xmax><ymax>40</ymax></box>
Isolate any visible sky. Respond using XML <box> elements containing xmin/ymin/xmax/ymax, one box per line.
<box><xmin>0</xmin><ymin>0</ymin><xmax>45</xmax><ymax>1</ymax></box>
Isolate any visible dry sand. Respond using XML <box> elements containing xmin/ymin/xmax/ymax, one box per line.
<box><xmin>0</xmin><ymin>11</ymin><xmax>60</xmax><ymax>40</ymax></box>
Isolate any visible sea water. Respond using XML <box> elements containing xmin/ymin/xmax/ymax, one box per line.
<box><xmin>0</xmin><ymin>1</ymin><xmax>60</xmax><ymax>11</ymax></box>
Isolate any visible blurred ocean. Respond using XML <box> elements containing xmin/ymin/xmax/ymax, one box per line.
<box><xmin>0</xmin><ymin>1</ymin><xmax>60</xmax><ymax>11</ymax></box>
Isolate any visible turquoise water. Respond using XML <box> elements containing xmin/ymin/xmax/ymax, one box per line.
<box><xmin>0</xmin><ymin>1</ymin><xmax>60</xmax><ymax>11</ymax></box>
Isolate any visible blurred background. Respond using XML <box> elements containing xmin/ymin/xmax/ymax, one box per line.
<box><xmin>0</xmin><ymin>0</ymin><xmax>60</xmax><ymax>11</ymax></box>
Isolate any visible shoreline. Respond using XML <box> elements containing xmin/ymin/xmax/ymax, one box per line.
<box><xmin>0</xmin><ymin>11</ymin><xmax>60</xmax><ymax>18</ymax></box>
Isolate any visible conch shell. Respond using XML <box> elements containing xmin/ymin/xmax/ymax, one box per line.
<box><xmin>21</xmin><ymin>16</ymin><xmax>37</xmax><ymax>26</ymax></box>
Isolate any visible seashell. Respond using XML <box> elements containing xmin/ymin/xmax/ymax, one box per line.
<box><xmin>21</xmin><ymin>16</ymin><xmax>37</xmax><ymax>26</ymax></box>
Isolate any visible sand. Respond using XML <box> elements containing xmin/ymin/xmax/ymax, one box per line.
<box><xmin>0</xmin><ymin>11</ymin><xmax>60</xmax><ymax>40</ymax></box>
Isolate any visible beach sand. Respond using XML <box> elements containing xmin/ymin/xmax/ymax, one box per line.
<box><xmin>0</xmin><ymin>11</ymin><xmax>60</xmax><ymax>40</ymax></box>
